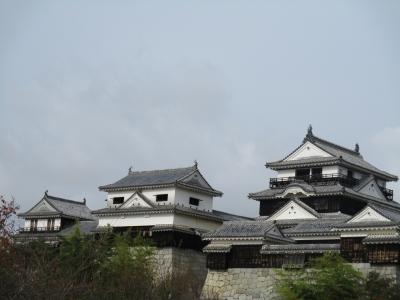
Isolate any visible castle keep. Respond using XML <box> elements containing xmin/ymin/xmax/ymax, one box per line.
<box><xmin>203</xmin><ymin>127</ymin><xmax>400</xmax><ymax>271</ymax></box>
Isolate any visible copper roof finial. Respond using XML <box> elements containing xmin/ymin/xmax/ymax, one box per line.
<box><xmin>194</xmin><ymin>160</ymin><xmax>198</xmax><ymax>169</ymax></box>
<box><xmin>83</xmin><ymin>198</ymin><xmax>86</xmax><ymax>205</ymax></box>
<box><xmin>44</xmin><ymin>190</ymin><xmax>48</xmax><ymax>196</ymax></box>
<box><xmin>128</xmin><ymin>166</ymin><xmax>133</xmax><ymax>174</ymax></box>
<box><xmin>355</xmin><ymin>143</ymin><xmax>360</xmax><ymax>153</ymax></box>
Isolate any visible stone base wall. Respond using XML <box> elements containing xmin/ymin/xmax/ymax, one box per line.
<box><xmin>154</xmin><ymin>247</ymin><xmax>207</xmax><ymax>284</ymax></box>
<box><xmin>201</xmin><ymin>264</ymin><xmax>400</xmax><ymax>300</ymax></box>
<box><xmin>352</xmin><ymin>263</ymin><xmax>400</xmax><ymax>282</ymax></box>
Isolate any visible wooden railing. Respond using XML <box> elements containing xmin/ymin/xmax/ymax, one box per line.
<box><xmin>269</xmin><ymin>173</ymin><xmax>359</xmax><ymax>189</ymax></box>
<box><xmin>20</xmin><ymin>226</ymin><xmax>61</xmax><ymax>233</ymax></box>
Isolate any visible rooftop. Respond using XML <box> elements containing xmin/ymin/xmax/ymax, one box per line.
<box><xmin>265</xmin><ymin>127</ymin><xmax>398</xmax><ymax>181</ymax></box>
<box><xmin>19</xmin><ymin>192</ymin><xmax>95</xmax><ymax>221</ymax></box>
<box><xmin>99</xmin><ymin>164</ymin><xmax>223</xmax><ymax>196</ymax></box>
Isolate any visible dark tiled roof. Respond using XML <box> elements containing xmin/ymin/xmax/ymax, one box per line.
<box><xmin>46</xmin><ymin>195</ymin><xmax>95</xmax><ymax>220</ymax></box>
<box><xmin>203</xmin><ymin>220</ymin><xmax>274</xmax><ymax>239</ymax></box>
<box><xmin>19</xmin><ymin>194</ymin><xmax>95</xmax><ymax>221</ymax></box>
<box><xmin>203</xmin><ymin>243</ymin><xmax>232</xmax><ymax>253</ymax></box>
<box><xmin>249</xmin><ymin>181</ymin><xmax>400</xmax><ymax>211</ymax></box>
<box><xmin>363</xmin><ymin>234</ymin><xmax>400</xmax><ymax>244</ymax></box>
<box><xmin>202</xmin><ymin>221</ymin><xmax>293</xmax><ymax>243</ymax></box>
<box><xmin>266</xmin><ymin>133</ymin><xmax>398</xmax><ymax>181</ymax></box>
<box><xmin>261</xmin><ymin>243</ymin><xmax>340</xmax><ymax>254</ymax></box>
<box><xmin>151</xmin><ymin>224</ymin><xmax>196</xmax><ymax>235</ymax></box>
<box><xmin>283</xmin><ymin>218</ymin><xmax>349</xmax><ymax>235</ymax></box>
<box><xmin>333</xmin><ymin>221</ymin><xmax>396</xmax><ymax>229</ymax></box>
<box><xmin>249</xmin><ymin>182</ymin><xmax>345</xmax><ymax>199</ymax></box>
<box><xmin>57</xmin><ymin>220</ymin><xmax>99</xmax><ymax>236</ymax></box>
<box><xmin>99</xmin><ymin>165</ymin><xmax>222</xmax><ymax>196</ymax></box>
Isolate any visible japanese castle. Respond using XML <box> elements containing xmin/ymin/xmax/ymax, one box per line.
<box><xmin>203</xmin><ymin>127</ymin><xmax>400</xmax><ymax>269</ymax></box>
<box><xmin>15</xmin><ymin>127</ymin><xmax>400</xmax><ymax>272</ymax></box>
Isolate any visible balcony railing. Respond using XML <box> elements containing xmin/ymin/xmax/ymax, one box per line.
<box><xmin>20</xmin><ymin>226</ymin><xmax>61</xmax><ymax>233</ymax></box>
<box><xmin>269</xmin><ymin>173</ymin><xmax>359</xmax><ymax>189</ymax></box>
<box><xmin>380</xmin><ymin>187</ymin><xmax>394</xmax><ymax>201</ymax></box>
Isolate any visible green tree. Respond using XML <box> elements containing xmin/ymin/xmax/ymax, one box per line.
<box><xmin>277</xmin><ymin>253</ymin><xmax>364</xmax><ymax>300</ymax></box>
<box><xmin>364</xmin><ymin>271</ymin><xmax>400</xmax><ymax>300</ymax></box>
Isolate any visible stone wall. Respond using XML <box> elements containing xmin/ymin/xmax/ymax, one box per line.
<box><xmin>201</xmin><ymin>268</ymin><xmax>279</xmax><ymax>300</ymax></box>
<box><xmin>154</xmin><ymin>247</ymin><xmax>207</xmax><ymax>284</ymax></box>
<box><xmin>201</xmin><ymin>264</ymin><xmax>400</xmax><ymax>300</ymax></box>
<box><xmin>352</xmin><ymin>263</ymin><xmax>400</xmax><ymax>283</ymax></box>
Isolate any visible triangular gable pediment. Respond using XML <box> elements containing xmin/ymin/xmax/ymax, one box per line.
<box><xmin>285</xmin><ymin>141</ymin><xmax>332</xmax><ymax>161</ymax></box>
<box><xmin>348</xmin><ymin>206</ymin><xmax>390</xmax><ymax>223</ymax></box>
<box><xmin>180</xmin><ymin>170</ymin><xmax>213</xmax><ymax>190</ymax></box>
<box><xmin>27</xmin><ymin>198</ymin><xmax>58</xmax><ymax>214</ymax></box>
<box><xmin>266</xmin><ymin>224</ymin><xmax>284</xmax><ymax>238</ymax></box>
<box><xmin>357</xmin><ymin>179</ymin><xmax>386</xmax><ymax>200</ymax></box>
<box><xmin>118</xmin><ymin>192</ymin><xmax>153</xmax><ymax>209</ymax></box>
<box><xmin>268</xmin><ymin>200</ymin><xmax>318</xmax><ymax>221</ymax></box>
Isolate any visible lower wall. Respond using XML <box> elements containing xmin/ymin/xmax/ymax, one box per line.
<box><xmin>201</xmin><ymin>264</ymin><xmax>400</xmax><ymax>300</ymax></box>
<box><xmin>154</xmin><ymin>247</ymin><xmax>207</xmax><ymax>283</ymax></box>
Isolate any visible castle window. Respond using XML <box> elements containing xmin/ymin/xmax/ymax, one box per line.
<box><xmin>189</xmin><ymin>197</ymin><xmax>200</xmax><ymax>206</ymax></box>
<box><xmin>113</xmin><ymin>197</ymin><xmax>124</xmax><ymax>205</ymax></box>
<box><xmin>348</xmin><ymin>170</ymin><xmax>353</xmax><ymax>178</ymax></box>
<box><xmin>156</xmin><ymin>194</ymin><xmax>168</xmax><ymax>202</ymax></box>
<box><xmin>312</xmin><ymin>168</ymin><xmax>322</xmax><ymax>176</ymax></box>
<box><xmin>296</xmin><ymin>169</ymin><xmax>310</xmax><ymax>178</ymax></box>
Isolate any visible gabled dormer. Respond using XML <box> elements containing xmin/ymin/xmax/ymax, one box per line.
<box><xmin>99</xmin><ymin>163</ymin><xmax>223</xmax><ymax>212</ymax></box>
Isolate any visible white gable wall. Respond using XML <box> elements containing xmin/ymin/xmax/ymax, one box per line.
<box><xmin>358</xmin><ymin>181</ymin><xmax>386</xmax><ymax>200</ymax></box>
<box><xmin>29</xmin><ymin>199</ymin><xmax>57</xmax><ymax>213</ymax></box>
<box><xmin>119</xmin><ymin>193</ymin><xmax>152</xmax><ymax>208</ymax></box>
<box><xmin>269</xmin><ymin>200</ymin><xmax>318</xmax><ymax>221</ymax></box>
<box><xmin>285</xmin><ymin>142</ymin><xmax>332</xmax><ymax>161</ymax></box>
<box><xmin>348</xmin><ymin>206</ymin><xmax>390</xmax><ymax>223</ymax></box>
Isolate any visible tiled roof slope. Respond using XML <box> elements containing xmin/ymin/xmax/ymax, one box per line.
<box><xmin>266</xmin><ymin>131</ymin><xmax>398</xmax><ymax>181</ymax></box>
<box><xmin>19</xmin><ymin>193</ymin><xmax>95</xmax><ymax>221</ymax></box>
<box><xmin>99</xmin><ymin>165</ymin><xmax>222</xmax><ymax>196</ymax></box>
<box><xmin>46</xmin><ymin>195</ymin><xmax>95</xmax><ymax>220</ymax></box>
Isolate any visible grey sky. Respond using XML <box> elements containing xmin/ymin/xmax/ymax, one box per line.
<box><xmin>1</xmin><ymin>0</ymin><xmax>399</xmax><ymax>217</ymax></box>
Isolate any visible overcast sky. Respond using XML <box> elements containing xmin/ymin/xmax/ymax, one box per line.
<box><xmin>1</xmin><ymin>1</ymin><xmax>400</xmax><ymax>218</ymax></box>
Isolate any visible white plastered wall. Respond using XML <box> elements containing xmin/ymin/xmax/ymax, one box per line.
<box><xmin>98</xmin><ymin>214</ymin><xmax>175</xmax><ymax>227</ymax></box>
<box><xmin>174</xmin><ymin>188</ymin><xmax>213</xmax><ymax>211</ymax></box>
<box><xmin>322</xmin><ymin>165</ymin><xmax>340</xmax><ymax>175</ymax></box>
<box><xmin>277</xmin><ymin>169</ymin><xmax>296</xmax><ymax>178</ymax></box>
<box><xmin>268</xmin><ymin>200</ymin><xmax>317</xmax><ymax>221</ymax></box>
<box><xmin>348</xmin><ymin>206</ymin><xmax>390</xmax><ymax>223</ymax></box>
<box><xmin>106</xmin><ymin>187</ymin><xmax>176</xmax><ymax>208</ymax></box>
<box><xmin>285</xmin><ymin>142</ymin><xmax>332</xmax><ymax>161</ymax></box>
<box><xmin>98</xmin><ymin>213</ymin><xmax>220</xmax><ymax>232</ymax></box>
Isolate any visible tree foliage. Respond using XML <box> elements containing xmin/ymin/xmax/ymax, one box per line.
<box><xmin>277</xmin><ymin>252</ymin><xmax>400</xmax><ymax>300</ymax></box>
